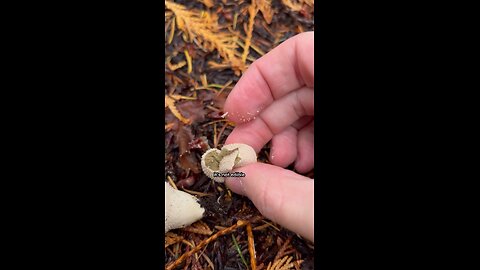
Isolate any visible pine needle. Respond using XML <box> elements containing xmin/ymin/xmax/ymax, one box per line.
<box><xmin>241</xmin><ymin>3</ymin><xmax>257</xmax><ymax>63</ymax></box>
<box><xmin>213</xmin><ymin>122</ymin><xmax>217</xmax><ymax>148</ymax></box>
<box><xmin>165</xmin><ymin>95</ymin><xmax>191</xmax><ymax>125</ymax></box>
<box><xmin>206</xmin><ymin>105</ymin><xmax>221</xmax><ymax>112</ymax></box>
<box><xmin>201</xmin><ymin>119</ymin><xmax>231</xmax><ymax>127</ymax></box>
<box><xmin>166</xmin><ymin>175</ymin><xmax>177</xmax><ymax>190</ymax></box>
<box><xmin>182</xmin><ymin>220</ymin><xmax>213</xmax><ymax>235</ymax></box>
<box><xmin>199</xmin><ymin>0</ymin><xmax>214</xmax><ymax>8</ymax></box>
<box><xmin>165</xmin><ymin>220</ymin><xmax>250</xmax><ymax>270</ymax></box>
<box><xmin>233</xmin><ymin>12</ymin><xmax>239</xmax><ymax>30</ymax></box>
<box><xmin>180</xmin><ymin>187</ymin><xmax>213</xmax><ymax>197</ymax></box>
<box><xmin>169</xmin><ymin>93</ymin><xmax>197</xmax><ymax>101</ymax></box>
<box><xmin>201</xmin><ymin>253</ymin><xmax>215</xmax><ymax>270</ymax></box>
<box><xmin>215</xmin><ymin>121</ymin><xmax>229</xmax><ymax>147</ymax></box>
<box><xmin>165</xmin><ymin>1</ymin><xmax>246</xmax><ymax>74</ymax></box>
<box><xmin>165</xmin><ymin>122</ymin><xmax>175</xmax><ymax>131</ymax></box>
<box><xmin>257</xmin><ymin>0</ymin><xmax>273</xmax><ymax>24</ymax></box>
<box><xmin>182</xmin><ymin>239</ymin><xmax>196</xmax><ymax>248</ymax></box>
<box><xmin>304</xmin><ymin>0</ymin><xmax>314</xmax><ymax>7</ymax></box>
<box><xmin>184</xmin><ymin>49</ymin><xmax>193</xmax><ymax>73</ymax></box>
<box><xmin>201</xmin><ymin>73</ymin><xmax>208</xmax><ymax>88</ymax></box>
<box><xmin>252</xmin><ymin>223</ymin><xmax>270</xmax><ymax>231</ymax></box>
<box><xmin>166</xmin><ymin>57</ymin><xmax>187</xmax><ymax>71</ymax></box>
<box><xmin>267</xmin><ymin>256</ymin><xmax>290</xmax><ymax>270</ymax></box>
<box><xmin>274</xmin><ymin>237</ymin><xmax>292</xmax><ymax>262</ymax></box>
<box><xmin>232</xmin><ymin>234</ymin><xmax>249</xmax><ymax>269</ymax></box>
<box><xmin>207</xmin><ymin>83</ymin><xmax>224</xmax><ymax>89</ymax></box>
<box><xmin>281</xmin><ymin>0</ymin><xmax>303</xmax><ymax>12</ymax></box>
<box><xmin>216</xmin><ymin>79</ymin><xmax>233</xmax><ymax>96</ymax></box>
<box><xmin>261</xmin><ymin>220</ymin><xmax>281</xmax><ymax>231</ymax></box>
<box><xmin>165</xmin><ymin>232</ymin><xmax>184</xmax><ymax>248</ymax></box>
<box><xmin>168</xmin><ymin>17</ymin><xmax>176</xmax><ymax>44</ymax></box>
<box><xmin>236</xmin><ymin>39</ymin><xmax>265</xmax><ymax>56</ymax></box>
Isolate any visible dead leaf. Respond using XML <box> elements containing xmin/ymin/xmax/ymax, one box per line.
<box><xmin>176</xmin><ymin>100</ymin><xmax>206</xmax><ymax>124</ymax></box>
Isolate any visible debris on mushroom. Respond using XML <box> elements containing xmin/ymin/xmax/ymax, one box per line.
<box><xmin>201</xmin><ymin>143</ymin><xmax>257</xmax><ymax>182</ymax></box>
<box><xmin>165</xmin><ymin>182</ymin><xmax>205</xmax><ymax>233</ymax></box>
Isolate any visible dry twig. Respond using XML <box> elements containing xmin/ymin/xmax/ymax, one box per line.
<box><xmin>247</xmin><ymin>223</ymin><xmax>257</xmax><ymax>270</ymax></box>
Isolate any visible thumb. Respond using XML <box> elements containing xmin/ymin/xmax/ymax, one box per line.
<box><xmin>225</xmin><ymin>163</ymin><xmax>314</xmax><ymax>242</ymax></box>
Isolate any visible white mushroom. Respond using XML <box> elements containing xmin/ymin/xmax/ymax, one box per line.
<box><xmin>222</xmin><ymin>143</ymin><xmax>257</xmax><ymax>168</ymax></box>
<box><xmin>200</xmin><ymin>148</ymin><xmax>223</xmax><ymax>181</ymax></box>
<box><xmin>218</xmin><ymin>148</ymin><xmax>239</xmax><ymax>172</ymax></box>
<box><xmin>201</xmin><ymin>143</ymin><xmax>257</xmax><ymax>183</ymax></box>
<box><xmin>165</xmin><ymin>182</ymin><xmax>205</xmax><ymax>233</ymax></box>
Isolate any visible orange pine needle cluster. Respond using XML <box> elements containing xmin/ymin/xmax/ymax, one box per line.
<box><xmin>165</xmin><ymin>1</ymin><xmax>246</xmax><ymax>75</ymax></box>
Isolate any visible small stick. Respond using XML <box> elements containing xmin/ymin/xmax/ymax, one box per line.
<box><xmin>201</xmin><ymin>253</ymin><xmax>215</xmax><ymax>270</ymax></box>
<box><xmin>215</xmin><ymin>121</ymin><xmax>228</xmax><ymax>147</ymax></box>
<box><xmin>201</xmin><ymin>119</ymin><xmax>229</xmax><ymax>127</ymax></box>
<box><xmin>213</xmin><ymin>122</ymin><xmax>217</xmax><ymax>148</ymax></box>
<box><xmin>246</xmin><ymin>223</ymin><xmax>257</xmax><ymax>270</ymax></box>
<box><xmin>206</xmin><ymin>105</ymin><xmax>221</xmax><ymax>112</ymax></box>
<box><xmin>216</xmin><ymin>80</ymin><xmax>233</xmax><ymax>96</ymax></box>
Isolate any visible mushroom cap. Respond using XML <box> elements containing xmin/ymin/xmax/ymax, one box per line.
<box><xmin>219</xmin><ymin>148</ymin><xmax>239</xmax><ymax>172</ymax></box>
<box><xmin>200</xmin><ymin>148</ymin><xmax>225</xmax><ymax>182</ymax></box>
<box><xmin>222</xmin><ymin>143</ymin><xmax>257</xmax><ymax>167</ymax></box>
<box><xmin>201</xmin><ymin>143</ymin><xmax>257</xmax><ymax>183</ymax></box>
<box><xmin>165</xmin><ymin>182</ymin><xmax>205</xmax><ymax>233</ymax></box>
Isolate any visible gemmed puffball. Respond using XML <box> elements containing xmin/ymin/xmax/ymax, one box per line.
<box><xmin>201</xmin><ymin>143</ymin><xmax>257</xmax><ymax>183</ymax></box>
<box><xmin>165</xmin><ymin>182</ymin><xmax>205</xmax><ymax>233</ymax></box>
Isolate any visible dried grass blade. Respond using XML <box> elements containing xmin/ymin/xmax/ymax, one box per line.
<box><xmin>201</xmin><ymin>253</ymin><xmax>215</xmax><ymax>270</ymax></box>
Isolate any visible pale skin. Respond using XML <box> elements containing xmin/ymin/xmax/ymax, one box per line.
<box><xmin>224</xmin><ymin>32</ymin><xmax>314</xmax><ymax>242</ymax></box>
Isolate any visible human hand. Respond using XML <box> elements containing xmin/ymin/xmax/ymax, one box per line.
<box><xmin>223</xmin><ymin>32</ymin><xmax>314</xmax><ymax>242</ymax></box>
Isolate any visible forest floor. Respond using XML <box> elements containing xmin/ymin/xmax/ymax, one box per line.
<box><xmin>165</xmin><ymin>1</ymin><xmax>314</xmax><ymax>269</ymax></box>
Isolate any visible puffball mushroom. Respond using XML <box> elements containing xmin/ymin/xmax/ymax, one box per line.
<box><xmin>201</xmin><ymin>143</ymin><xmax>257</xmax><ymax>182</ymax></box>
<box><xmin>165</xmin><ymin>182</ymin><xmax>205</xmax><ymax>233</ymax></box>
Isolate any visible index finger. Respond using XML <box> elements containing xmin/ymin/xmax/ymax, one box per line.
<box><xmin>224</xmin><ymin>31</ymin><xmax>314</xmax><ymax>123</ymax></box>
